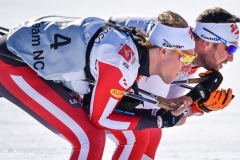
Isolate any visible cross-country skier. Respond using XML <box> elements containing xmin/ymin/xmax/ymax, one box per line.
<box><xmin>102</xmin><ymin>7</ymin><xmax>239</xmax><ymax>160</ymax></box>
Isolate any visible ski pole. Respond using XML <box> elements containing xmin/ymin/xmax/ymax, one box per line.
<box><xmin>138</xmin><ymin>88</ymin><xmax>158</xmax><ymax>99</ymax></box>
<box><xmin>0</xmin><ymin>31</ymin><xmax>5</xmax><ymax>36</ymax></box>
<box><xmin>138</xmin><ymin>86</ymin><xmax>189</xmax><ymax>115</ymax></box>
<box><xmin>81</xmin><ymin>79</ymin><xmax>178</xmax><ymax>110</ymax></box>
<box><xmin>0</xmin><ymin>26</ymin><xmax>9</xmax><ymax>36</ymax></box>
<box><xmin>124</xmin><ymin>92</ymin><xmax>159</xmax><ymax>105</ymax></box>
<box><xmin>171</xmin><ymin>77</ymin><xmax>208</xmax><ymax>85</ymax></box>
<box><xmin>179</xmin><ymin>84</ymin><xmax>193</xmax><ymax>90</ymax></box>
<box><xmin>171</xmin><ymin>77</ymin><xmax>209</xmax><ymax>90</ymax></box>
<box><xmin>0</xmin><ymin>49</ymin><xmax>24</xmax><ymax>62</ymax></box>
<box><xmin>80</xmin><ymin>78</ymin><xmax>159</xmax><ymax>104</ymax></box>
<box><xmin>0</xmin><ymin>26</ymin><xmax>9</xmax><ymax>32</ymax></box>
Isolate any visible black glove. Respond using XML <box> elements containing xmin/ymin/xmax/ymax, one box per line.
<box><xmin>186</xmin><ymin>69</ymin><xmax>223</xmax><ymax>103</ymax></box>
<box><xmin>160</xmin><ymin>111</ymin><xmax>183</xmax><ymax>128</ymax></box>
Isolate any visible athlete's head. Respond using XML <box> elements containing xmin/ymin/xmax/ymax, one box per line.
<box><xmin>137</xmin><ymin>10</ymin><xmax>195</xmax><ymax>84</ymax></box>
<box><xmin>193</xmin><ymin>7</ymin><xmax>240</xmax><ymax>70</ymax></box>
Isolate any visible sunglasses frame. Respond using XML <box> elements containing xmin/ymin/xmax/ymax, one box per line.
<box><xmin>203</xmin><ymin>27</ymin><xmax>238</xmax><ymax>55</ymax></box>
<box><xmin>163</xmin><ymin>39</ymin><xmax>196</xmax><ymax>65</ymax></box>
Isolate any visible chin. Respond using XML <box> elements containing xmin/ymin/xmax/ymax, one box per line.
<box><xmin>218</xmin><ymin>64</ymin><xmax>223</xmax><ymax>70</ymax></box>
<box><xmin>163</xmin><ymin>77</ymin><xmax>175</xmax><ymax>84</ymax></box>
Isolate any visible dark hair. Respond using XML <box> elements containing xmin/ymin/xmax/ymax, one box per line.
<box><xmin>138</xmin><ymin>10</ymin><xmax>189</xmax><ymax>48</ymax></box>
<box><xmin>196</xmin><ymin>7</ymin><xmax>240</xmax><ymax>23</ymax></box>
<box><xmin>158</xmin><ymin>10</ymin><xmax>188</xmax><ymax>28</ymax></box>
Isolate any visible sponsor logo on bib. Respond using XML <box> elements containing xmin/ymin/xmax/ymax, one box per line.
<box><xmin>110</xmin><ymin>89</ymin><xmax>124</xmax><ymax>98</ymax></box>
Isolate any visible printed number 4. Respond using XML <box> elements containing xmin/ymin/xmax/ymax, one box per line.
<box><xmin>50</xmin><ymin>34</ymin><xmax>71</xmax><ymax>50</ymax></box>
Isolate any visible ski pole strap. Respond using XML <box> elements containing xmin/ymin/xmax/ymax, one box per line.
<box><xmin>106</xmin><ymin>21</ymin><xmax>136</xmax><ymax>36</ymax></box>
<box><xmin>85</xmin><ymin>24</ymin><xmax>111</xmax><ymax>66</ymax></box>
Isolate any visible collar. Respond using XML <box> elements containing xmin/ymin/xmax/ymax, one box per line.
<box><xmin>133</xmin><ymin>40</ymin><xmax>150</xmax><ymax>77</ymax></box>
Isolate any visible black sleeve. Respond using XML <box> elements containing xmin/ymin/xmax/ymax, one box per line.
<box><xmin>116</xmin><ymin>96</ymin><xmax>166</xmax><ymax>116</ymax></box>
<box><xmin>116</xmin><ymin>96</ymin><xmax>142</xmax><ymax>112</ymax></box>
<box><xmin>135</xmin><ymin>115</ymin><xmax>158</xmax><ymax>130</ymax></box>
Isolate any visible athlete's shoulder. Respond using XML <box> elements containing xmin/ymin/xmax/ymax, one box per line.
<box><xmin>92</xmin><ymin>29</ymin><xmax>139</xmax><ymax>68</ymax></box>
<box><xmin>91</xmin><ymin>29</ymin><xmax>140</xmax><ymax>88</ymax></box>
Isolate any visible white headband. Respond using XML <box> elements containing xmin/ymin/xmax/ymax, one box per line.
<box><xmin>148</xmin><ymin>22</ymin><xmax>195</xmax><ymax>50</ymax></box>
<box><xmin>193</xmin><ymin>22</ymin><xmax>239</xmax><ymax>43</ymax></box>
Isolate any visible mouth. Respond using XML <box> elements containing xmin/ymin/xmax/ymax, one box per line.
<box><xmin>218</xmin><ymin>63</ymin><xmax>225</xmax><ymax>69</ymax></box>
<box><xmin>219</xmin><ymin>64</ymin><xmax>223</xmax><ymax>69</ymax></box>
<box><xmin>174</xmin><ymin>72</ymin><xmax>181</xmax><ymax>79</ymax></box>
<box><xmin>220</xmin><ymin>61</ymin><xmax>228</xmax><ymax>68</ymax></box>
<box><xmin>215</xmin><ymin>61</ymin><xmax>228</xmax><ymax>70</ymax></box>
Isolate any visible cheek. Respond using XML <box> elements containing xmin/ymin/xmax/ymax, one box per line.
<box><xmin>165</xmin><ymin>53</ymin><xmax>182</xmax><ymax>72</ymax></box>
<box><xmin>168</xmin><ymin>58</ymin><xmax>183</xmax><ymax>73</ymax></box>
<box><xmin>215</xmin><ymin>47</ymin><xmax>228</xmax><ymax>62</ymax></box>
<box><xmin>173</xmin><ymin>56</ymin><xmax>183</xmax><ymax>68</ymax></box>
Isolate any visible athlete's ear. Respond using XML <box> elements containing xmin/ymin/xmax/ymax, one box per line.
<box><xmin>159</xmin><ymin>47</ymin><xmax>166</xmax><ymax>55</ymax></box>
<box><xmin>202</xmin><ymin>40</ymin><xmax>213</xmax><ymax>52</ymax></box>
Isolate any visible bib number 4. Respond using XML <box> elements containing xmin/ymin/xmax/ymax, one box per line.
<box><xmin>50</xmin><ymin>34</ymin><xmax>71</xmax><ymax>50</ymax></box>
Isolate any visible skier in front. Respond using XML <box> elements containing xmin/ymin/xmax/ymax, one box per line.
<box><xmin>0</xmin><ymin>15</ymin><xmax>198</xmax><ymax>159</ymax></box>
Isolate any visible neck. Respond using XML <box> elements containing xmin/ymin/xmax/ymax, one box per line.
<box><xmin>148</xmin><ymin>48</ymin><xmax>160</xmax><ymax>75</ymax></box>
<box><xmin>133</xmin><ymin>40</ymin><xmax>150</xmax><ymax>77</ymax></box>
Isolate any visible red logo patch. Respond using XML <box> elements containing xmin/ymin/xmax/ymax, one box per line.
<box><xmin>118</xmin><ymin>44</ymin><xmax>134</xmax><ymax>62</ymax></box>
<box><xmin>230</xmin><ymin>24</ymin><xmax>239</xmax><ymax>35</ymax></box>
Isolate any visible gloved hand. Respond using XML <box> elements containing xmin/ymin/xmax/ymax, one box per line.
<box><xmin>186</xmin><ymin>69</ymin><xmax>223</xmax><ymax>103</ymax></box>
<box><xmin>190</xmin><ymin>104</ymin><xmax>204</xmax><ymax>116</ymax></box>
<box><xmin>159</xmin><ymin>103</ymin><xmax>187</xmax><ymax>128</ymax></box>
<box><xmin>195</xmin><ymin>88</ymin><xmax>234</xmax><ymax>113</ymax></box>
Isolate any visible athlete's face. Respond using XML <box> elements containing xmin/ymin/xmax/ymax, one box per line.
<box><xmin>194</xmin><ymin>41</ymin><xmax>236</xmax><ymax>70</ymax></box>
<box><xmin>159</xmin><ymin>48</ymin><xmax>194</xmax><ymax>84</ymax></box>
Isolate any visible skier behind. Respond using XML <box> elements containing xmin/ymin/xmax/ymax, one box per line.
<box><xmin>102</xmin><ymin>7</ymin><xmax>239</xmax><ymax>159</ymax></box>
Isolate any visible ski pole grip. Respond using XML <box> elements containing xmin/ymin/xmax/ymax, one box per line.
<box><xmin>156</xmin><ymin>96</ymin><xmax>179</xmax><ymax>111</ymax></box>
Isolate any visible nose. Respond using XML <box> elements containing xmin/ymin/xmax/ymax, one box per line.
<box><xmin>227</xmin><ymin>54</ymin><xmax>234</xmax><ymax>62</ymax></box>
<box><xmin>182</xmin><ymin>63</ymin><xmax>192</xmax><ymax>72</ymax></box>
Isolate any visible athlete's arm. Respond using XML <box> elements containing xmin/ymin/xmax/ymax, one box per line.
<box><xmin>89</xmin><ymin>61</ymin><xmax>160</xmax><ymax>130</ymax></box>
